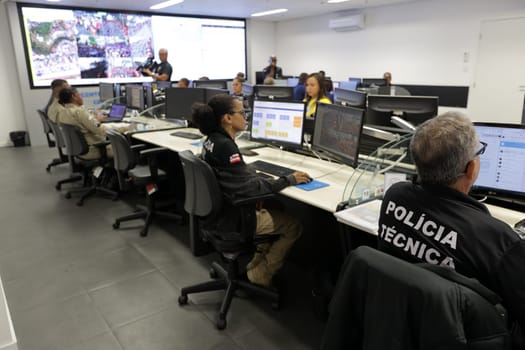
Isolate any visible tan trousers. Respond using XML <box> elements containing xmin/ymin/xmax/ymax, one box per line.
<box><xmin>246</xmin><ymin>208</ymin><xmax>302</xmax><ymax>287</ymax></box>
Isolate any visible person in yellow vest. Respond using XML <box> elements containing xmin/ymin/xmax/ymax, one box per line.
<box><xmin>303</xmin><ymin>73</ymin><xmax>332</xmax><ymax>119</ymax></box>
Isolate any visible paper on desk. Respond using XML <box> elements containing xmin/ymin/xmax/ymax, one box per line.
<box><xmin>334</xmin><ymin>199</ymin><xmax>382</xmax><ymax>235</ymax></box>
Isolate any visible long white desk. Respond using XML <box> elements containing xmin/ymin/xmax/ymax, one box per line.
<box><xmin>132</xmin><ymin>128</ymin><xmax>360</xmax><ymax>213</ymax></box>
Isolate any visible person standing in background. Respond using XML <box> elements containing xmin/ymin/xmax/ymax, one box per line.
<box><xmin>263</xmin><ymin>55</ymin><xmax>283</xmax><ymax>79</ymax></box>
<box><xmin>143</xmin><ymin>48</ymin><xmax>172</xmax><ymax>81</ymax></box>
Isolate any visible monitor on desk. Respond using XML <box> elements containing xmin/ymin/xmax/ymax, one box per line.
<box><xmin>253</xmin><ymin>85</ymin><xmax>294</xmax><ymax>100</ymax></box>
<box><xmin>192</xmin><ymin>79</ymin><xmax>228</xmax><ymax>89</ymax></box>
<box><xmin>312</xmin><ymin>103</ymin><xmax>365</xmax><ymax>168</ymax></box>
<box><xmin>339</xmin><ymin>80</ymin><xmax>359</xmax><ymax>91</ymax></box>
<box><xmin>165</xmin><ymin>87</ymin><xmax>205</xmax><ymax>122</ymax></box>
<box><xmin>99</xmin><ymin>82</ymin><xmax>115</xmax><ymax>102</ymax></box>
<box><xmin>361</xmin><ymin>78</ymin><xmax>388</xmax><ymax>88</ymax></box>
<box><xmin>334</xmin><ymin>88</ymin><xmax>366</xmax><ymax>109</ymax></box>
<box><xmin>126</xmin><ymin>84</ymin><xmax>145</xmax><ymax>111</ymax></box>
<box><xmin>242</xmin><ymin>83</ymin><xmax>254</xmax><ymax>96</ymax></box>
<box><xmin>250</xmin><ymin>100</ymin><xmax>306</xmax><ymax>149</ymax></box>
<box><xmin>365</xmin><ymin>95</ymin><xmax>438</xmax><ymax>128</ymax></box>
<box><xmin>471</xmin><ymin>123</ymin><xmax>525</xmax><ymax>204</ymax></box>
<box><xmin>204</xmin><ymin>88</ymin><xmax>228</xmax><ymax>102</ymax></box>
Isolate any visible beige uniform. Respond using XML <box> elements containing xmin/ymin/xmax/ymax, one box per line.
<box><xmin>57</xmin><ymin>103</ymin><xmax>112</xmax><ymax>160</ymax></box>
<box><xmin>47</xmin><ymin>98</ymin><xmax>64</xmax><ymax>123</ymax></box>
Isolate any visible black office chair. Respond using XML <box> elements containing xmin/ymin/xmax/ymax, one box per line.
<box><xmin>37</xmin><ymin>109</ymin><xmax>67</xmax><ymax>172</ymax></box>
<box><xmin>177</xmin><ymin>150</ymin><xmax>280</xmax><ymax>330</ymax></box>
<box><xmin>58</xmin><ymin>123</ymin><xmax>118</xmax><ymax>206</ymax></box>
<box><xmin>321</xmin><ymin>246</ymin><xmax>510</xmax><ymax>350</ymax></box>
<box><xmin>47</xmin><ymin>119</ymin><xmax>83</xmax><ymax>190</ymax></box>
<box><xmin>107</xmin><ymin>129</ymin><xmax>182</xmax><ymax>237</ymax></box>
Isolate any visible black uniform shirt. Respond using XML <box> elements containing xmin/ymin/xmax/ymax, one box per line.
<box><xmin>378</xmin><ymin>181</ymin><xmax>525</xmax><ymax>334</ymax></box>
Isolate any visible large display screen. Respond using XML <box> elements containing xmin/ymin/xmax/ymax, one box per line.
<box><xmin>18</xmin><ymin>4</ymin><xmax>246</xmax><ymax>88</ymax></box>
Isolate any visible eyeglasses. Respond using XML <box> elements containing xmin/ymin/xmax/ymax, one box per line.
<box><xmin>230</xmin><ymin>110</ymin><xmax>246</xmax><ymax>118</ymax></box>
<box><xmin>474</xmin><ymin>141</ymin><xmax>487</xmax><ymax>157</ymax></box>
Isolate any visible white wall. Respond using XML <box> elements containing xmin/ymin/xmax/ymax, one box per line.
<box><xmin>0</xmin><ymin>3</ymin><xmax>27</xmax><ymax>147</ymax></box>
<box><xmin>4</xmin><ymin>0</ymin><xmax>525</xmax><ymax>147</ymax></box>
<box><xmin>275</xmin><ymin>0</ymin><xmax>525</xmax><ymax>85</ymax></box>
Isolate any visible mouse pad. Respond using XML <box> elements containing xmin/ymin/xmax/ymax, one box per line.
<box><xmin>295</xmin><ymin>180</ymin><xmax>329</xmax><ymax>191</ymax></box>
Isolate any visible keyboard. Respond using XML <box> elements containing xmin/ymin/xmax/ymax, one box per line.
<box><xmin>250</xmin><ymin>160</ymin><xmax>295</xmax><ymax>177</ymax></box>
<box><xmin>170</xmin><ymin>131</ymin><xmax>202</xmax><ymax>139</ymax></box>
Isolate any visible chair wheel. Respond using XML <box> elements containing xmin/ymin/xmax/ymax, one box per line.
<box><xmin>272</xmin><ymin>301</ymin><xmax>280</xmax><ymax>310</ymax></box>
<box><xmin>112</xmin><ymin>222</ymin><xmax>120</xmax><ymax>229</ymax></box>
<box><xmin>56</xmin><ymin>184</ymin><xmax>61</xmax><ymax>191</ymax></box>
<box><xmin>178</xmin><ymin>295</ymin><xmax>188</xmax><ymax>305</ymax></box>
<box><xmin>209</xmin><ymin>268</ymin><xmax>218</xmax><ymax>279</ymax></box>
<box><xmin>216</xmin><ymin>317</ymin><xmax>227</xmax><ymax>330</ymax></box>
<box><xmin>112</xmin><ymin>196</ymin><xmax>119</xmax><ymax>201</ymax></box>
<box><xmin>64</xmin><ymin>193</ymin><xmax>71</xmax><ymax>199</ymax></box>
<box><xmin>76</xmin><ymin>200</ymin><xmax>83</xmax><ymax>206</ymax></box>
<box><xmin>46</xmin><ymin>166</ymin><xmax>51</xmax><ymax>172</ymax></box>
<box><xmin>140</xmin><ymin>229</ymin><xmax>148</xmax><ymax>237</ymax></box>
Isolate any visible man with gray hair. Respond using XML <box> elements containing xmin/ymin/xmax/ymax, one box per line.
<box><xmin>378</xmin><ymin>112</ymin><xmax>525</xmax><ymax>346</ymax></box>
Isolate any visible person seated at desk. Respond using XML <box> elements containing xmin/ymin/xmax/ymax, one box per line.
<box><xmin>192</xmin><ymin>94</ymin><xmax>311</xmax><ymax>287</ymax></box>
<box><xmin>46</xmin><ymin>79</ymin><xmax>69</xmax><ymax>122</ymax></box>
<box><xmin>57</xmin><ymin>87</ymin><xmax>113</xmax><ymax>160</ymax></box>
<box><xmin>304</xmin><ymin>73</ymin><xmax>332</xmax><ymax>118</ymax></box>
<box><xmin>177</xmin><ymin>77</ymin><xmax>190</xmax><ymax>88</ymax></box>
<box><xmin>230</xmin><ymin>77</ymin><xmax>250</xmax><ymax>110</ymax></box>
<box><xmin>377</xmin><ymin>112</ymin><xmax>525</xmax><ymax>348</ymax></box>
<box><xmin>293</xmin><ymin>72</ymin><xmax>308</xmax><ymax>101</ymax></box>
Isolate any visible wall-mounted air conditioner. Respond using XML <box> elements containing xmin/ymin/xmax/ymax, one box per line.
<box><xmin>329</xmin><ymin>14</ymin><xmax>365</xmax><ymax>32</ymax></box>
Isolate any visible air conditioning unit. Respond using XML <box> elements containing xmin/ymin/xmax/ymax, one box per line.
<box><xmin>329</xmin><ymin>14</ymin><xmax>365</xmax><ymax>32</ymax></box>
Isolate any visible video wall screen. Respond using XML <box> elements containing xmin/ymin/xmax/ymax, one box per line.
<box><xmin>18</xmin><ymin>4</ymin><xmax>246</xmax><ymax>88</ymax></box>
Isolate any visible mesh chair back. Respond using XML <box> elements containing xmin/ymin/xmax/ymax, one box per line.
<box><xmin>37</xmin><ymin>109</ymin><xmax>51</xmax><ymax>134</ymax></box>
<box><xmin>58</xmin><ymin>123</ymin><xmax>89</xmax><ymax>157</ymax></box>
<box><xmin>47</xmin><ymin>119</ymin><xmax>65</xmax><ymax>148</ymax></box>
<box><xmin>106</xmin><ymin>129</ymin><xmax>136</xmax><ymax>172</ymax></box>
<box><xmin>179</xmin><ymin>150</ymin><xmax>223</xmax><ymax>218</ymax></box>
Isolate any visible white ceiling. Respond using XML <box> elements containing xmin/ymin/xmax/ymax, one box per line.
<box><xmin>10</xmin><ymin>0</ymin><xmax>424</xmax><ymax>21</ymax></box>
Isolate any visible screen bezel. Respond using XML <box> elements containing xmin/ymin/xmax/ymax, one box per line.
<box><xmin>334</xmin><ymin>87</ymin><xmax>366</xmax><ymax>108</ymax></box>
<box><xmin>17</xmin><ymin>3</ymin><xmax>247</xmax><ymax>89</ymax></box>
<box><xmin>311</xmin><ymin>103</ymin><xmax>365</xmax><ymax>168</ymax></box>
<box><xmin>366</xmin><ymin>94</ymin><xmax>439</xmax><ymax>127</ymax></box>
<box><xmin>253</xmin><ymin>85</ymin><xmax>294</xmax><ymax>100</ymax></box>
<box><xmin>249</xmin><ymin>99</ymin><xmax>306</xmax><ymax>150</ymax></box>
<box><xmin>470</xmin><ymin>122</ymin><xmax>525</xmax><ymax>202</ymax></box>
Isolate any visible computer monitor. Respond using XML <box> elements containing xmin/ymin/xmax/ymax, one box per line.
<box><xmin>250</xmin><ymin>100</ymin><xmax>305</xmax><ymax>149</ymax></box>
<box><xmin>365</xmin><ymin>95</ymin><xmax>439</xmax><ymax>128</ymax></box>
<box><xmin>99</xmin><ymin>82</ymin><xmax>115</xmax><ymax>102</ymax></box>
<box><xmin>125</xmin><ymin>84</ymin><xmax>145</xmax><ymax>111</ymax></box>
<box><xmin>253</xmin><ymin>85</ymin><xmax>294</xmax><ymax>100</ymax></box>
<box><xmin>192</xmin><ymin>79</ymin><xmax>228</xmax><ymax>89</ymax></box>
<box><xmin>334</xmin><ymin>88</ymin><xmax>367</xmax><ymax>108</ymax></box>
<box><xmin>471</xmin><ymin>122</ymin><xmax>525</xmax><ymax>203</ymax></box>
<box><xmin>165</xmin><ymin>87</ymin><xmax>205</xmax><ymax>121</ymax></box>
<box><xmin>361</xmin><ymin>78</ymin><xmax>388</xmax><ymax>87</ymax></box>
<box><xmin>204</xmin><ymin>88</ymin><xmax>228</xmax><ymax>102</ymax></box>
<box><xmin>287</xmin><ymin>77</ymin><xmax>299</xmax><ymax>87</ymax></box>
<box><xmin>242</xmin><ymin>83</ymin><xmax>254</xmax><ymax>96</ymax></box>
<box><xmin>339</xmin><ymin>80</ymin><xmax>359</xmax><ymax>91</ymax></box>
<box><xmin>312</xmin><ymin>103</ymin><xmax>365</xmax><ymax>168</ymax></box>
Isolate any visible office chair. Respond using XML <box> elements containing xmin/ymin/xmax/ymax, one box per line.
<box><xmin>47</xmin><ymin>119</ymin><xmax>83</xmax><ymax>190</ymax></box>
<box><xmin>321</xmin><ymin>246</ymin><xmax>510</xmax><ymax>350</ymax></box>
<box><xmin>106</xmin><ymin>129</ymin><xmax>182</xmax><ymax>237</ymax></box>
<box><xmin>177</xmin><ymin>150</ymin><xmax>280</xmax><ymax>330</ymax></box>
<box><xmin>37</xmin><ymin>109</ymin><xmax>67</xmax><ymax>172</ymax></box>
<box><xmin>58</xmin><ymin>123</ymin><xmax>118</xmax><ymax>206</ymax></box>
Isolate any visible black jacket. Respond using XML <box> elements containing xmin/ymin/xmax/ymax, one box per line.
<box><xmin>378</xmin><ymin>182</ymin><xmax>525</xmax><ymax>340</ymax></box>
<box><xmin>201</xmin><ymin>128</ymin><xmax>295</xmax><ymax>231</ymax></box>
<box><xmin>321</xmin><ymin>246</ymin><xmax>511</xmax><ymax>350</ymax></box>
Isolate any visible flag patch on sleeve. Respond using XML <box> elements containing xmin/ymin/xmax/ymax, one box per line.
<box><xmin>229</xmin><ymin>153</ymin><xmax>241</xmax><ymax>164</ymax></box>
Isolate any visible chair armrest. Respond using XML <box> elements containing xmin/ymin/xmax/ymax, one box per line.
<box><xmin>93</xmin><ymin>141</ymin><xmax>111</xmax><ymax>164</ymax></box>
<box><xmin>130</xmin><ymin>143</ymin><xmax>147</xmax><ymax>152</ymax></box>
<box><xmin>225</xmin><ymin>193</ymin><xmax>275</xmax><ymax>207</ymax></box>
<box><xmin>139</xmin><ymin>147</ymin><xmax>170</xmax><ymax>179</ymax></box>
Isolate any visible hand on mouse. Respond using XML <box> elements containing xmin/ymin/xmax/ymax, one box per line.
<box><xmin>293</xmin><ymin>171</ymin><xmax>312</xmax><ymax>184</ymax></box>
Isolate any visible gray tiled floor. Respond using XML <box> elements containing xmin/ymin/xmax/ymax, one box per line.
<box><xmin>0</xmin><ymin>146</ymin><xmax>325</xmax><ymax>350</ymax></box>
